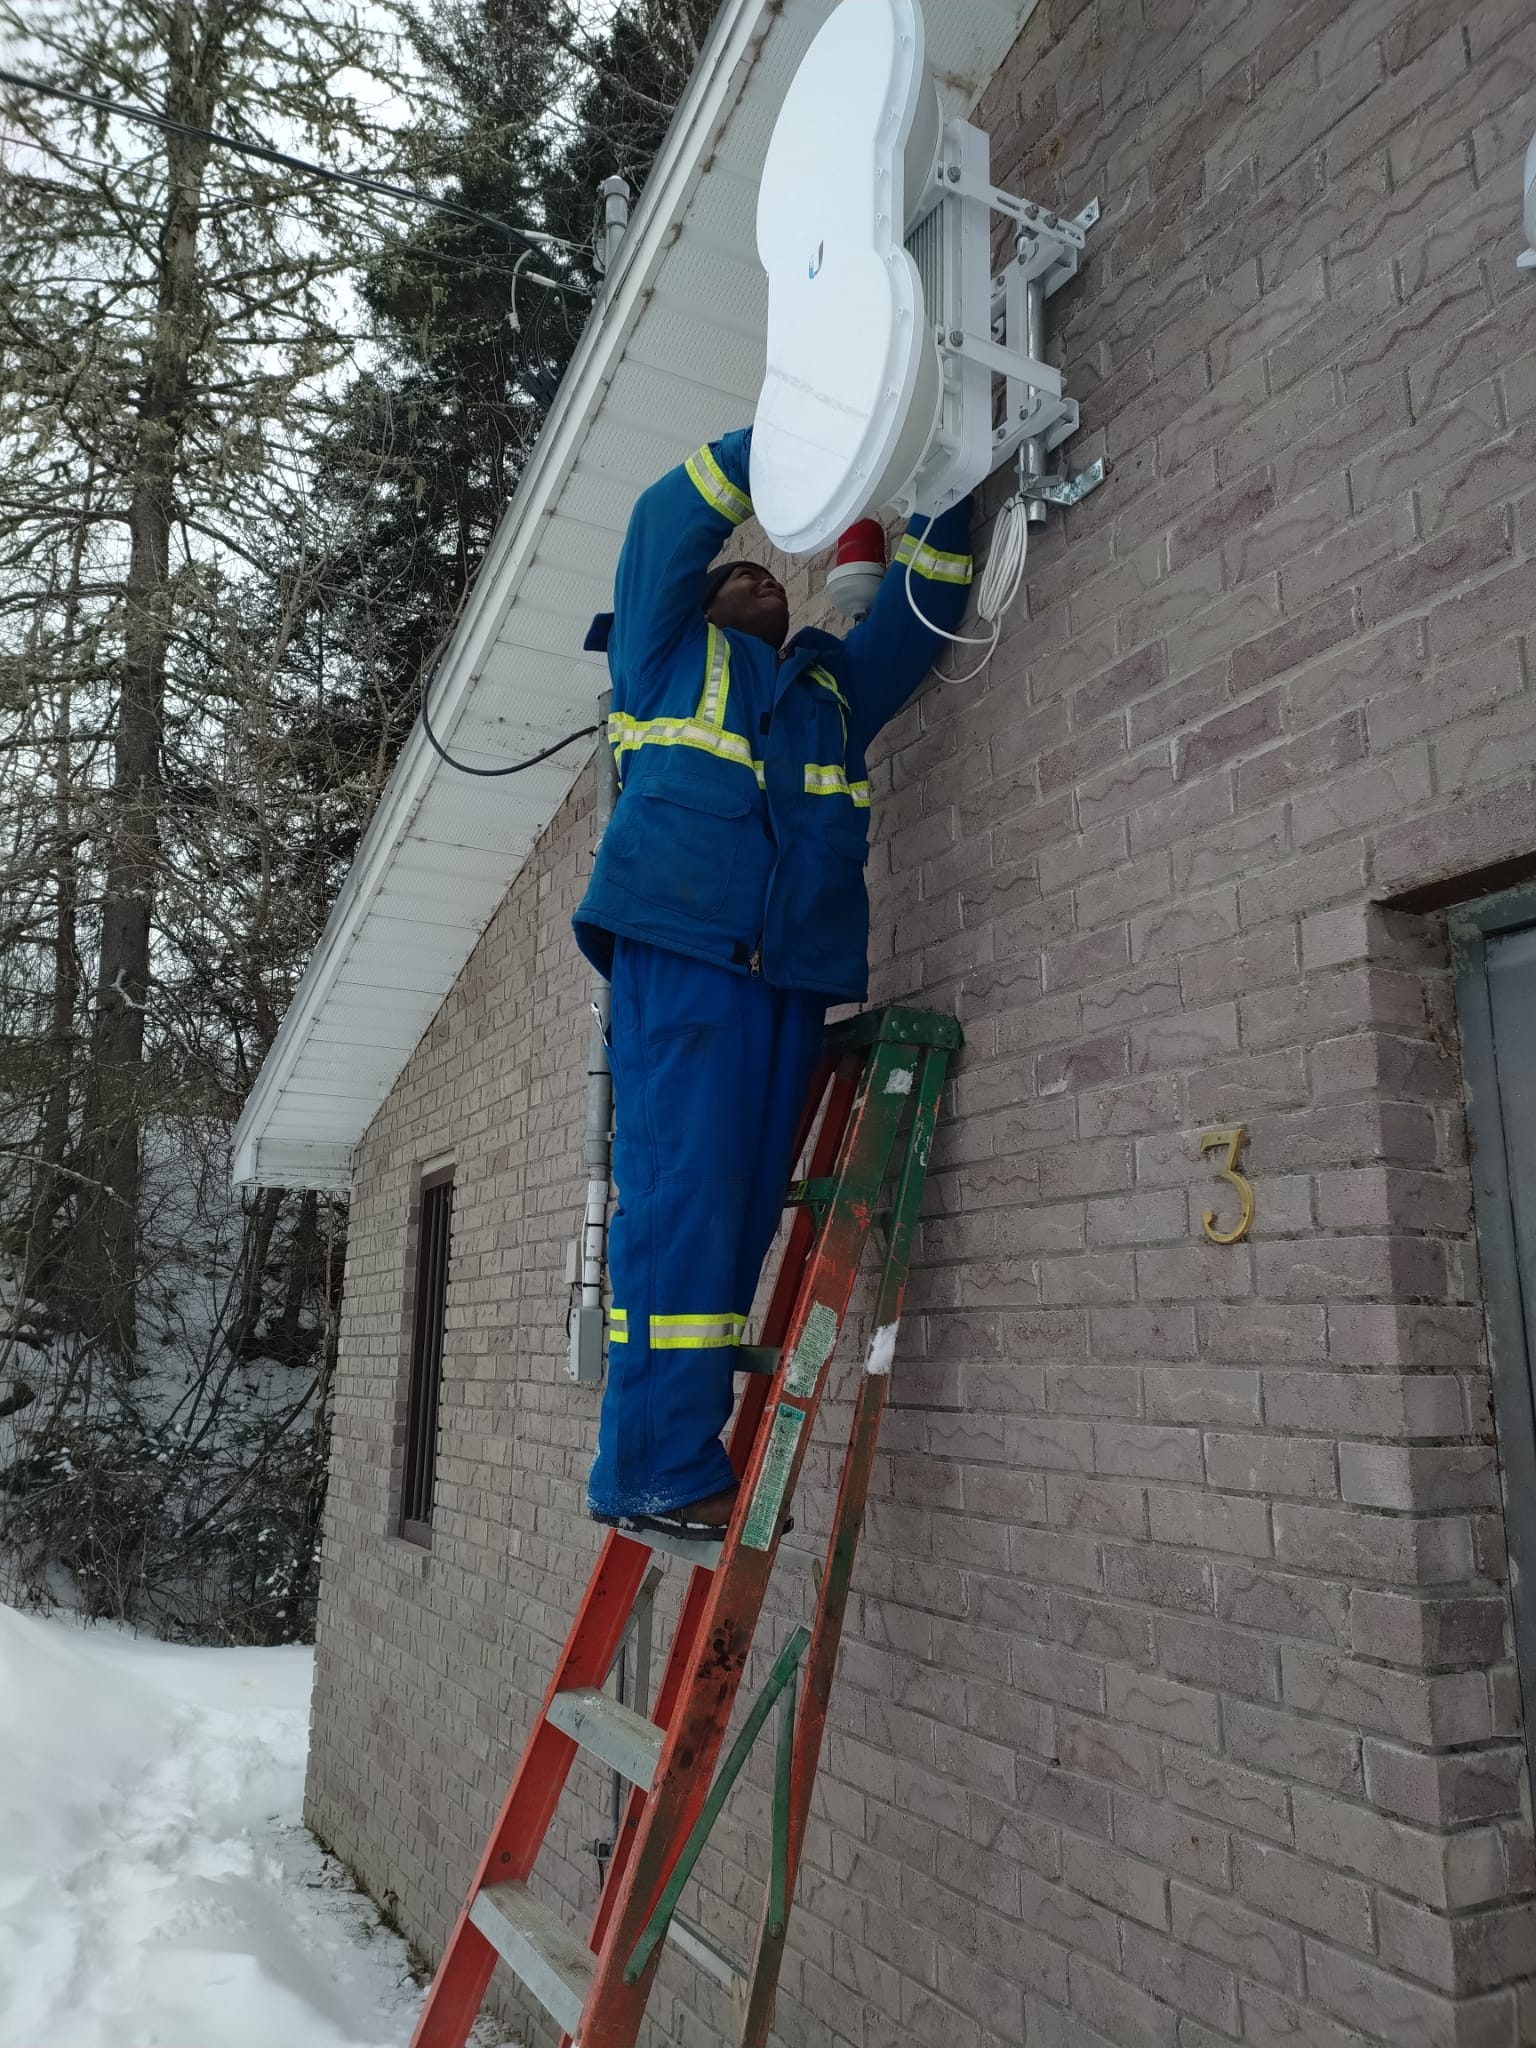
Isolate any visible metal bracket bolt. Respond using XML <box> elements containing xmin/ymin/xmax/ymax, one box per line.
<box><xmin>1019</xmin><ymin>457</ymin><xmax>1107</xmax><ymax>509</ymax></box>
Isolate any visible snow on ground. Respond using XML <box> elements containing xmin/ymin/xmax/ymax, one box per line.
<box><xmin>0</xmin><ymin>1604</ymin><xmax>516</xmax><ymax>2048</ymax></box>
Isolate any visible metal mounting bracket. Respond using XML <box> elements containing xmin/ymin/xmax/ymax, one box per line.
<box><xmin>987</xmin><ymin>188</ymin><xmax>1101</xmax><ymax>523</ymax></box>
<box><xmin>1020</xmin><ymin>457</ymin><xmax>1108</xmax><ymax>510</ymax></box>
<box><xmin>931</xmin><ymin>158</ymin><xmax>1096</xmax><ymax>298</ymax></box>
<box><xmin>1013</xmin><ymin>196</ymin><xmax>1100</xmax><ymax>295</ymax></box>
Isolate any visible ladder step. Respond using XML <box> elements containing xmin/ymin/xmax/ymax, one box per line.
<box><xmin>736</xmin><ymin>1345</ymin><xmax>780</xmax><ymax>1375</ymax></box>
<box><xmin>547</xmin><ymin>1687</ymin><xmax>664</xmax><ymax>1788</ymax></box>
<box><xmin>670</xmin><ymin>1911</ymin><xmax>747</xmax><ymax>1994</ymax></box>
<box><xmin>468</xmin><ymin>1880</ymin><xmax>594</xmax><ymax>2037</ymax></box>
<box><xmin>626</xmin><ymin>1525</ymin><xmax>723</xmax><ymax>1570</ymax></box>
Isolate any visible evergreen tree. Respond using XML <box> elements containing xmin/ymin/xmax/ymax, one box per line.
<box><xmin>305</xmin><ymin>0</ymin><xmax>721</xmax><ymax>776</ymax></box>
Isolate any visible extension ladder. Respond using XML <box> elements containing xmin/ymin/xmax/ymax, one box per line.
<box><xmin>411</xmin><ymin>1004</ymin><xmax>961</xmax><ymax>2048</ymax></box>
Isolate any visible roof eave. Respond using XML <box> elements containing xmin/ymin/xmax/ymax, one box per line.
<box><xmin>230</xmin><ymin>0</ymin><xmax>775</xmax><ymax>1192</ymax></box>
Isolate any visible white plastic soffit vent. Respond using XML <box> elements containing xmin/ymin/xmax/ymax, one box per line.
<box><xmin>230</xmin><ymin>0</ymin><xmax>1043</xmax><ymax>1191</ymax></box>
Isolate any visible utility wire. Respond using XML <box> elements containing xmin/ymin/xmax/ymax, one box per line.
<box><xmin>0</xmin><ymin>65</ymin><xmax>593</xmax><ymax>293</ymax></box>
<box><xmin>418</xmin><ymin>659</ymin><xmax>598</xmax><ymax>778</ymax></box>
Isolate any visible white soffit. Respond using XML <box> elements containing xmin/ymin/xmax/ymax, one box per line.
<box><xmin>232</xmin><ymin>0</ymin><xmax>1041</xmax><ymax>1191</ymax></box>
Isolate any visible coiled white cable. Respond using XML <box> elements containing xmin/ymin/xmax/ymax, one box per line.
<box><xmin>903</xmin><ymin>478</ymin><xmax>1031</xmax><ymax>684</ymax></box>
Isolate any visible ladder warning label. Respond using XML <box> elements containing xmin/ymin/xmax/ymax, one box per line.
<box><xmin>783</xmin><ymin>1300</ymin><xmax>838</xmax><ymax>1398</ymax></box>
<box><xmin>742</xmin><ymin>1402</ymin><xmax>804</xmax><ymax>1549</ymax></box>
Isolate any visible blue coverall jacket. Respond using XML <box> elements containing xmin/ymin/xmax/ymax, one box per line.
<box><xmin>572</xmin><ymin>428</ymin><xmax>974</xmax><ymax>1004</ymax></box>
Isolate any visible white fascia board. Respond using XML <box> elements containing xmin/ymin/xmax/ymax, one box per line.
<box><xmin>238</xmin><ymin>1137</ymin><xmax>354</xmax><ymax>1192</ymax></box>
<box><xmin>230</xmin><ymin>0</ymin><xmax>775</xmax><ymax>1193</ymax></box>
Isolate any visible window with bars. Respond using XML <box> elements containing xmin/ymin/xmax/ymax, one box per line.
<box><xmin>399</xmin><ymin>1166</ymin><xmax>453</xmax><ymax>1545</ymax></box>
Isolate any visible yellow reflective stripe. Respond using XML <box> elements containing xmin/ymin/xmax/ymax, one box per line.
<box><xmin>650</xmin><ymin>1312</ymin><xmax>747</xmax><ymax>1350</ymax></box>
<box><xmin>699</xmin><ymin>624</ymin><xmax>731</xmax><ymax>729</ymax></box>
<box><xmin>804</xmin><ymin>764</ymin><xmax>871</xmax><ymax>808</ymax></box>
<box><xmin>895</xmin><ymin>534</ymin><xmax>973</xmax><ymax>584</ymax></box>
<box><xmin>810</xmin><ymin>664</ymin><xmax>848</xmax><ymax>749</ymax></box>
<box><xmin>610</xmin><ymin>624</ymin><xmax>747</xmax><ymax>786</ymax></box>
<box><xmin>684</xmin><ymin>444</ymin><xmax>752</xmax><ymax>526</ymax></box>
<box><xmin>609</xmin><ymin>1308</ymin><xmax>629</xmax><ymax>1343</ymax></box>
<box><xmin>609</xmin><ymin>712</ymin><xmax>766</xmax><ymax>786</ymax></box>
<box><xmin>809</xmin><ymin>665</ymin><xmax>849</xmax><ymax>712</ymax></box>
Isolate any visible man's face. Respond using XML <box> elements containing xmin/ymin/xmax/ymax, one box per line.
<box><xmin>706</xmin><ymin>562</ymin><xmax>789</xmax><ymax>650</ymax></box>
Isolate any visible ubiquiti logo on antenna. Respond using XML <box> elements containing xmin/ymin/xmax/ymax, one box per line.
<box><xmin>808</xmin><ymin>239</ymin><xmax>824</xmax><ymax>278</ymax></box>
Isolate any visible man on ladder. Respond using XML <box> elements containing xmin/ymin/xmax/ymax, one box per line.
<box><xmin>573</xmin><ymin>426</ymin><xmax>973</xmax><ymax>1543</ymax></box>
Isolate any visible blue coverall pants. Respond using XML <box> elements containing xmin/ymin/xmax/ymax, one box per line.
<box><xmin>587</xmin><ymin>936</ymin><xmax>827</xmax><ymax>1518</ymax></box>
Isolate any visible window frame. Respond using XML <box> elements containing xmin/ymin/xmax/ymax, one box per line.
<box><xmin>1450</xmin><ymin>883</ymin><xmax>1536</xmax><ymax>1801</ymax></box>
<box><xmin>399</xmin><ymin>1164</ymin><xmax>455</xmax><ymax>1547</ymax></box>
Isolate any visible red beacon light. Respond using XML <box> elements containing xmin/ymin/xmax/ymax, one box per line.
<box><xmin>825</xmin><ymin>518</ymin><xmax>887</xmax><ymax>621</ymax></box>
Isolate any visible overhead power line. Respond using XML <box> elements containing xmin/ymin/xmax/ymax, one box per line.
<box><xmin>0</xmin><ymin>65</ymin><xmax>593</xmax><ymax>295</ymax></box>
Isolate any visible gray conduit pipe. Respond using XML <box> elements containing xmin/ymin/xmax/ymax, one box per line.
<box><xmin>569</xmin><ymin>693</ymin><xmax>617</xmax><ymax>1381</ymax></box>
<box><xmin>568</xmin><ymin>183</ymin><xmax>631</xmax><ymax>1385</ymax></box>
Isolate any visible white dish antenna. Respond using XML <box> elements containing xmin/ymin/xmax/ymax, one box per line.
<box><xmin>752</xmin><ymin>0</ymin><xmax>1103</xmax><ymax>556</ymax></box>
<box><xmin>752</xmin><ymin>0</ymin><xmax>940</xmax><ymax>554</ymax></box>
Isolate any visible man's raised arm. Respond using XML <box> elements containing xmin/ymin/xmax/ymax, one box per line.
<box><xmin>608</xmin><ymin>428</ymin><xmax>755</xmax><ymax>682</ymax></box>
<box><xmin>842</xmin><ymin>500</ymin><xmax>974</xmax><ymax>754</ymax></box>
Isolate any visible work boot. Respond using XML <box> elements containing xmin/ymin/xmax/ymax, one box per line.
<box><xmin>591</xmin><ymin>1481</ymin><xmax>791</xmax><ymax>1543</ymax></box>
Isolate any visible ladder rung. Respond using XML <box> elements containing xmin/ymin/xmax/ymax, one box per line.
<box><xmin>547</xmin><ymin>1686</ymin><xmax>664</xmax><ymax>1788</ymax></box>
<box><xmin>736</xmin><ymin>1345</ymin><xmax>779</xmax><ymax>1375</ymax></box>
<box><xmin>669</xmin><ymin>1911</ymin><xmax>746</xmax><ymax>1994</ymax></box>
<box><xmin>468</xmin><ymin>1880</ymin><xmax>594</xmax><ymax>2036</ymax></box>
<box><xmin>626</xmin><ymin>1525</ymin><xmax>723</xmax><ymax>1570</ymax></box>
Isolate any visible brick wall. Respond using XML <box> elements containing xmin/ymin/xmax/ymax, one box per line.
<box><xmin>306</xmin><ymin>1</ymin><xmax>1536</xmax><ymax>2043</ymax></box>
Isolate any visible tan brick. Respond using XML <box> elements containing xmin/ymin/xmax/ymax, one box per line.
<box><xmin>1145</xmin><ymin>1367</ymin><xmax>1263</xmax><ymax>1428</ymax></box>
<box><xmin>1158</xmin><ymin>1613</ymin><xmax>1282</xmax><ymax>1701</ymax></box>
<box><xmin>1094</xmin><ymin>1422</ymin><xmax>1204</xmax><ymax>1482</ymax></box>
<box><xmin>1120</xmin><ymin>1919</ymin><xmax>1242</xmax><ymax>2035</ymax></box>
<box><xmin>1214</xmin><ymin>1563</ymin><xmax>1350</xmax><ymax>1646</ymax></box>
<box><xmin>1055</xmin><ymin>1709</ymin><xmax>1164</xmax><ymax>1797</ymax></box>
<box><xmin>1063</xmin><ymin>1834</ymin><xmax>1169</xmax><ymax>1929</ymax></box>
<box><xmin>1339</xmin><ymin>1442</ymin><xmax>1500</xmax><ymax>1512</ymax></box>
<box><xmin>1349</xmin><ymin>1588</ymin><xmax>1509</xmax><ymax>1668</ymax></box>
<box><xmin>1067</xmin><ymin>1953</ymin><xmax>1179</xmax><ymax>2048</ymax></box>
<box><xmin>1103</xmin><ymin>1541</ymin><xmax>1215</xmax><ymax>1613</ymax></box>
<box><xmin>1106</xmin><ymin>1662</ymin><xmax>1222</xmax><ymax>1746</ymax></box>
<box><xmin>1113</xmin><ymin>1788</ymin><xmax>1231</xmax><ymax>1889</ymax></box>
<box><xmin>1047</xmin><ymin>1473</ymin><xmax>1148</xmax><ymax>1538</ymax></box>
<box><xmin>1273</xmin><ymin>1501</ymin><xmax>1475</xmax><ymax>1584</ymax></box>
<box><xmin>1377</xmin><ymin>1892</ymin><xmax>1536</xmax><ymax>1997</ymax></box>
<box><xmin>1294</xmin><ymin>1787</ymin><xmax>1506</xmax><ymax>1910</ymax></box>
<box><xmin>1364</xmin><ymin>1738</ymin><xmax>1527</xmax><ymax>1828</ymax></box>
<box><xmin>1163</xmin><ymin>1741</ymin><xmax>1295</xmax><ymax>1843</ymax></box>
<box><xmin>1241</xmin><ymin>1983</ymin><xmax>1396</xmax><ymax>2048</ymax></box>
<box><xmin>1171</xmin><ymin>1879</ymin><xmax>1303</xmax><ymax>1990</ymax></box>
<box><xmin>1204</xmin><ymin>1432</ymin><xmax>1338</xmax><ymax>1500</ymax></box>
<box><xmin>1282</xmin><ymin>1642</ymin><xmax>1492</xmax><ymax>1744</ymax></box>
<box><xmin>1149</xmin><ymin>1485</ymin><xmax>1271</xmax><ymax>1558</ymax></box>
<box><xmin>1232</xmin><ymin>1837</ymin><xmax>1375</xmax><ymax>1949</ymax></box>
<box><xmin>1305</xmin><ymin>1937</ymin><xmax>1517</xmax><ymax>2048</ymax></box>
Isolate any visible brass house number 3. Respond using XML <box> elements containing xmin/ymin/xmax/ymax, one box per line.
<box><xmin>1199</xmin><ymin>1126</ymin><xmax>1255</xmax><ymax>1245</ymax></box>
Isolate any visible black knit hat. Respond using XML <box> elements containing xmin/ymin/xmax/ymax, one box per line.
<box><xmin>702</xmin><ymin>560</ymin><xmax>752</xmax><ymax>612</ymax></box>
